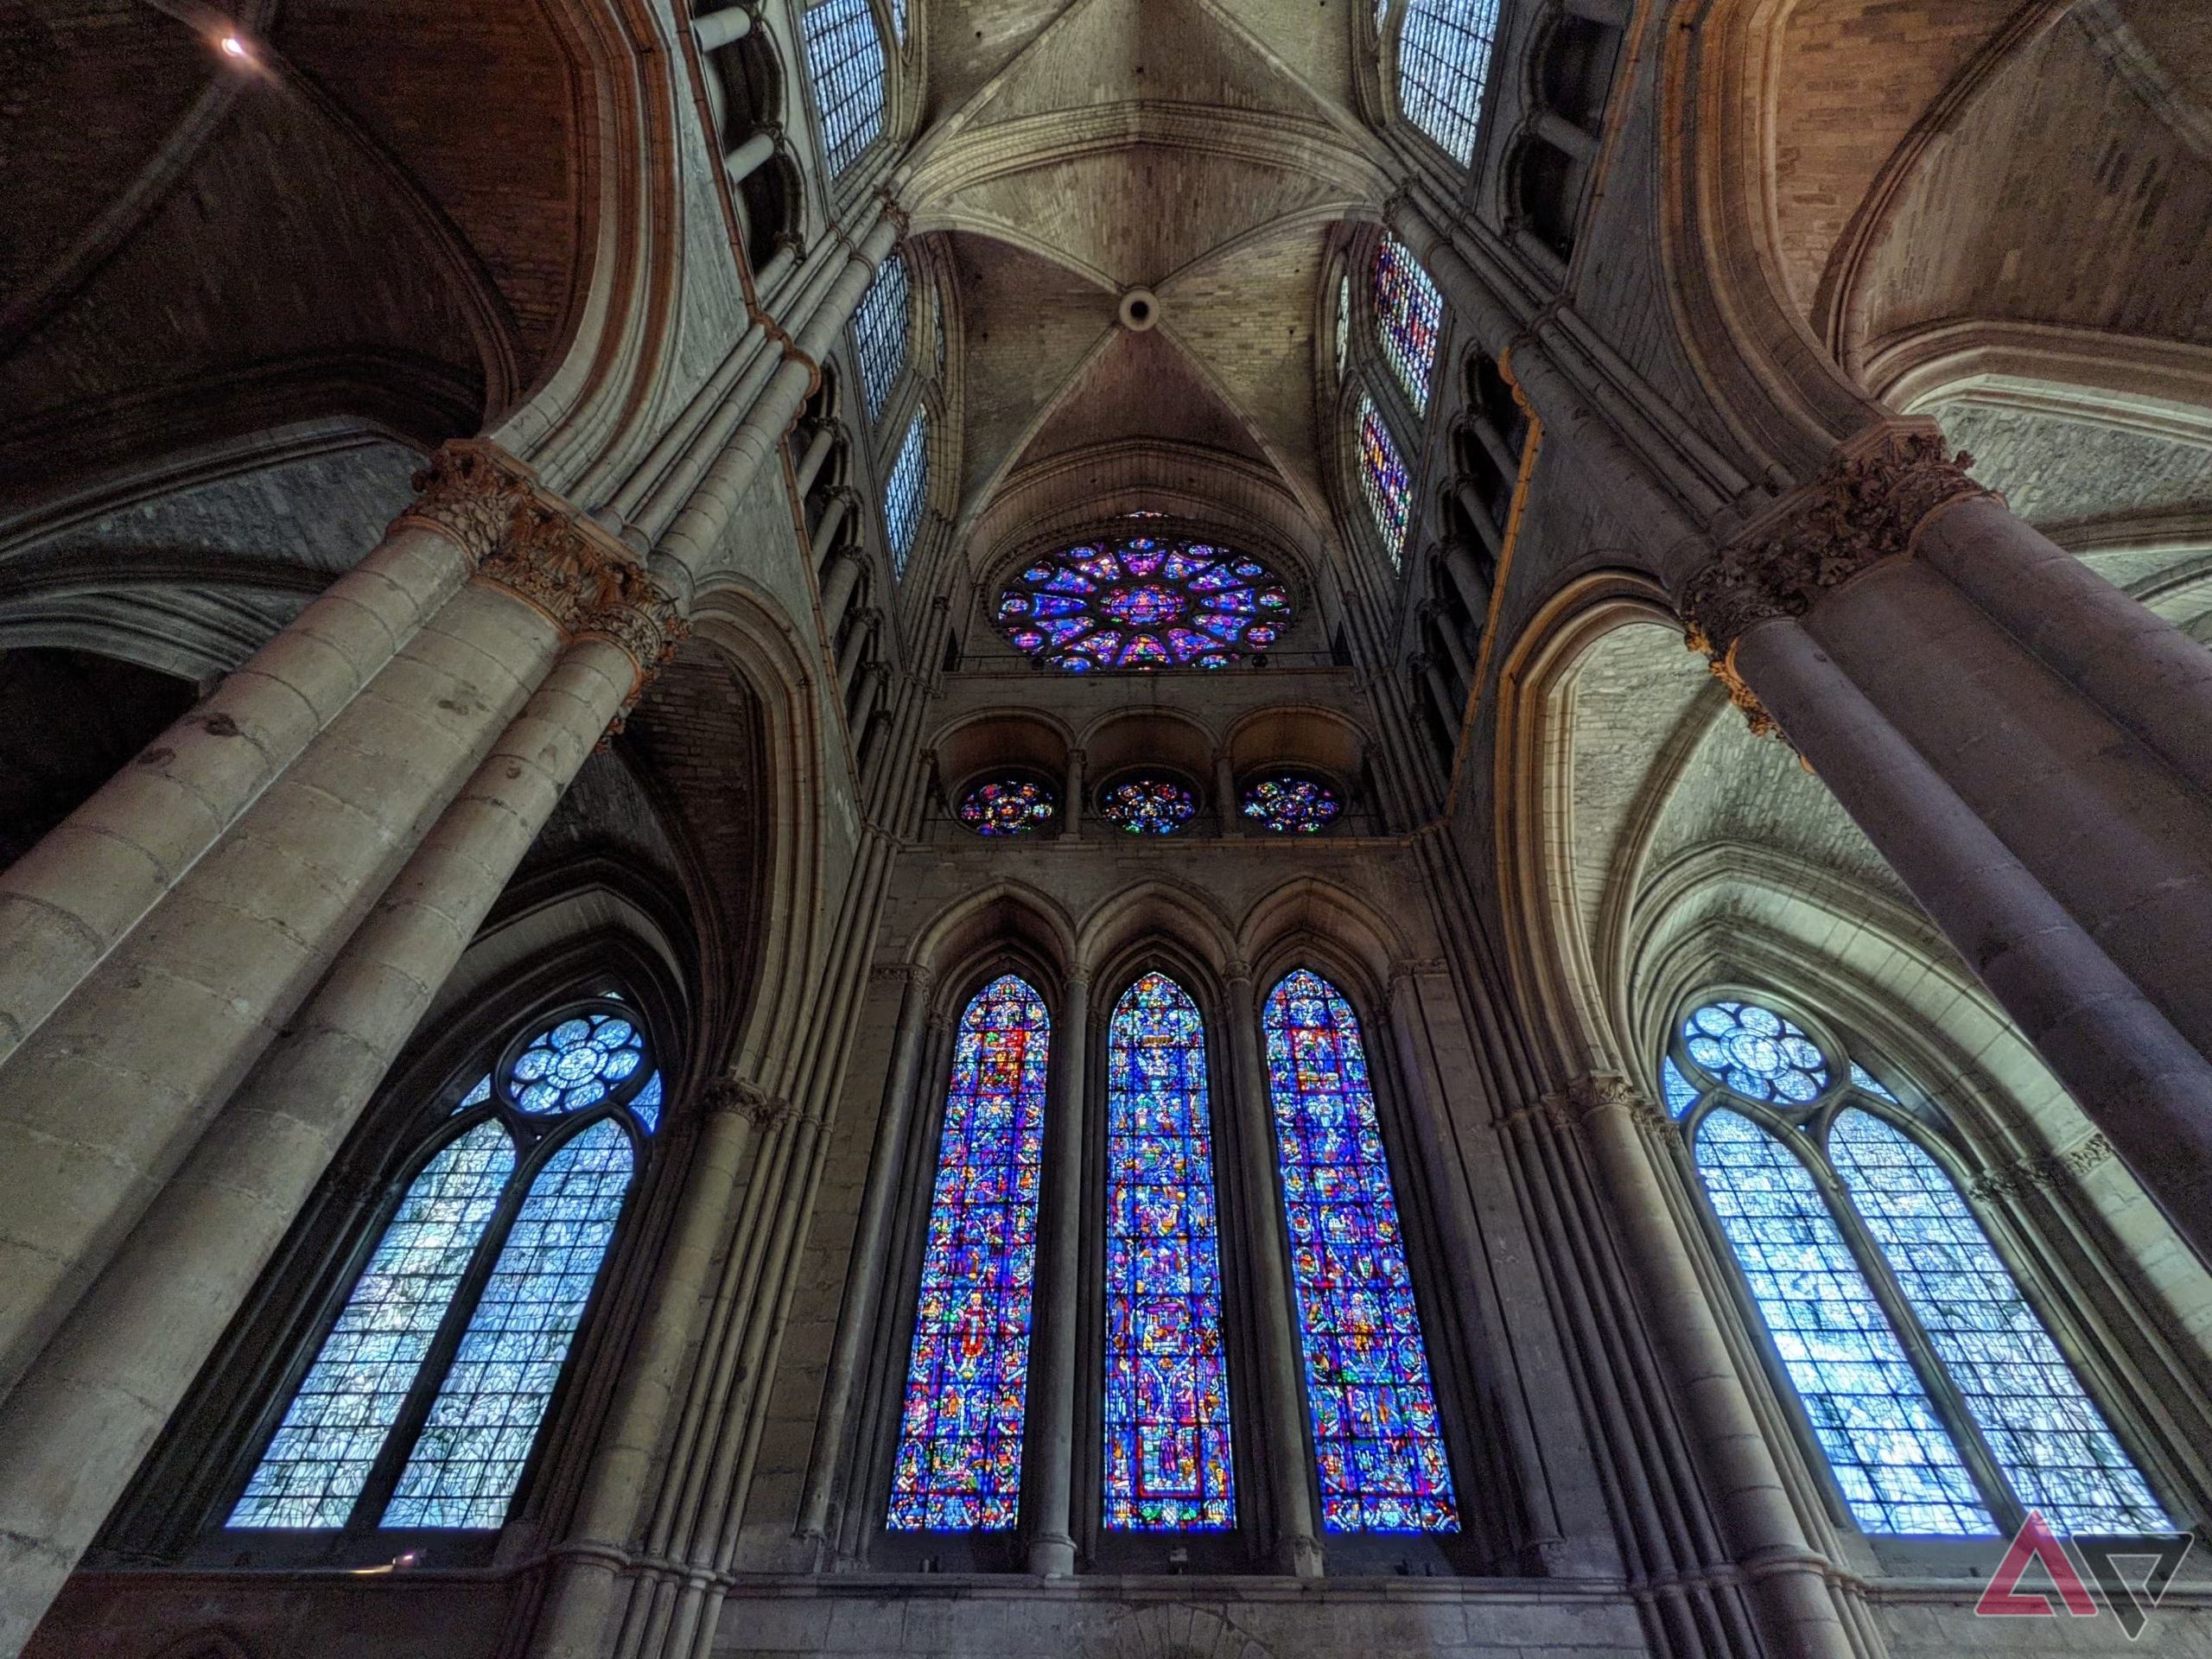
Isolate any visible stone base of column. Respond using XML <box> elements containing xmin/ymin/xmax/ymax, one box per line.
<box><xmin>1027</xmin><ymin>1533</ymin><xmax>1077</xmax><ymax>1577</ymax></box>
<box><xmin>1280</xmin><ymin>1533</ymin><xmax>1325</xmax><ymax>1579</ymax></box>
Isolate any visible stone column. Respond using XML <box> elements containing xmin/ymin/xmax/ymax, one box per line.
<box><xmin>796</xmin><ymin>964</ymin><xmax>938</xmax><ymax>1548</ymax></box>
<box><xmin>1223</xmin><ymin>963</ymin><xmax>1325</xmax><ymax>1578</ymax></box>
<box><xmin>0</xmin><ymin>443</ymin><xmax>609</xmax><ymax>1397</ymax></box>
<box><xmin>1026</xmin><ymin>969</ymin><xmax>1089</xmax><ymax>1575</ymax></box>
<box><xmin>1063</xmin><ymin>747</ymin><xmax>1086</xmax><ymax>841</ymax></box>
<box><xmin>1439</xmin><ymin>540</ymin><xmax>1490</xmax><ymax>619</ymax></box>
<box><xmin>1426</xmin><ymin>600</ymin><xmax>1478</xmax><ymax>694</ymax></box>
<box><xmin>0</xmin><ymin>517</ymin><xmax>686</xmax><ymax>1654</ymax></box>
<box><xmin>1567</xmin><ymin>1077</ymin><xmax>1855</xmax><ymax>1659</ymax></box>
<box><xmin>792</xmin><ymin>423</ymin><xmax>837</xmax><ymax>499</ymax></box>
<box><xmin>0</xmin><ymin>442</ymin><xmax>528</xmax><ymax>1066</ymax></box>
<box><xmin>1214</xmin><ymin>751</ymin><xmax>1240</xmax><ymax>837</ymax></box>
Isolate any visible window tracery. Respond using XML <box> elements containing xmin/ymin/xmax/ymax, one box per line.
<box><xmin>1357</xmin><ymin>395</ymin><xmax>1410</xmax><ymax>566</ymax></box>
<box><xmin>1104</xmin><ymin>972</ymin><xmax>1236</xmax><ymax>1529</ymax></box>
<box><xmin>853</xmin><ymin>253</ymin><xmax>910</xmax><ymax>424</ymax></box>
<box><xmin>995</xmin><ymin>536</ymin><xmax>1294</xmax><ymax>672</ymax></box>
<box><xmin>800</xmin><ymin>0</ymin><xmax>886</xmax><ymax>178</ymax></box>
<box><xmin>229</xmin><ymin>1002</ymin><xmax>660</xmax><ymax>1533</ymax></box>
<box><xmin>1239</xmin><ymin>775</ymin><xmax>1342</xmax><ymax>835</ymax></box>
<box><xmin>887</xmin><ymin>976</ymin><xmax>1049</xmax><ymax>1530</ymax></box>
<box><xmin>1265</xmin><ymin>970</ymin><xmax>1457</xmax><ymax>1532</ymax></box>
<box><xmin>957</xmin><ymin>778</ymin><xmax>1057</xmax><ymax>837</ymax></box>
<box><xmin>1668</xmin><ymin>995</ymin><xmax>2169</xmax><ymax>1536</ymax></box>
<box><xmin>1373</xmin><ymin>238</ymin><xmax>1443</xmax><ymax>416</ymax></box>
<box><xmin>1098</xmin><ymin>777</ymin><xmax>1198</xmax><ymax>836</ymax></box>
<box><xmin>1396</xmin><ymin>0</ymin><xmax>1500</xmax><ymax>166</ymax></box>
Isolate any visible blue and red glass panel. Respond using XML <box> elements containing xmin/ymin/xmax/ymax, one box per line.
<box><xmin>996</xmin><ymin>536</ymin><xmax>1292</xmax><ymax>672</ymax></box>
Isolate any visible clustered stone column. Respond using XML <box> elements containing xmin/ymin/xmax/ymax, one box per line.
<box><xmin>0</xmin><ymin>440</ymin><xmax>688</xmax><ymax>1656</ymax></box>
<box><xmin>1680</xmin><ymin>425</ymin><xmax>2212</xmax><ymax>1268</ymax></box>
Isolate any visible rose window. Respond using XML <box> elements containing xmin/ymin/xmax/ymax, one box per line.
<box><xmin>957</xmin><ymin>778</ymin><xmax>1057</xmax><ymax>836</ymax></box>
<box><xmin>995</xmin><ymin>535</ymin><xmax>1294</xmax><ymax>671</ymax></box>
<box><xmin>1240</xmin><ymin>775</ymin><xmax>1341</xmax><ymax>835</ymax></box>
<box><xmin>1098</xmin><ymin>776</ymin><xmax>1198</xmax><ymax>835</ymax></box>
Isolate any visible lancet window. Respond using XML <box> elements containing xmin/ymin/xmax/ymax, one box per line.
<box><xmin>1666</xmin><ymin>995</ymin><xmax>2170</xmax><ymax>1537</ymax></box>
<box><xmin>1396</xmin><ymin>0</ymin><xmax>1501</xmax><ymax>165</ymax></box>
<box><xmin>1373</xmin><ymin>237</ymin><xmax>1443</xmax><ymax>416</ymax></box>
<box><xmin>800</xmin><ymin>0</ymin><xmax>887</xmax><ymax>179</ymax></box>
<box><xmin>1357</xmin><ymin>394</ymin><xmax>1411</xmax><ymax>565</ymax></box>
<box><xmin>228</xmin><ymin>1003</ymin><xmax>662</xmax><ymax>1533</ymax></box>
<box><xmin>852</xmin><ymin>253</ymin><xmax>911</xmax><ymax>423</ymax></box>
<box><xmin>884</xmin><ymin>406</ymin><xmax>928</xmax><ymax>573</ymax></box>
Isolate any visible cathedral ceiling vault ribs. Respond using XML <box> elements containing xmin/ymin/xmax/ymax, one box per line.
<box><xmin>900</xmin><ymin>0</ymin><xmax>1392</xmax><ymax>551</ymax></box>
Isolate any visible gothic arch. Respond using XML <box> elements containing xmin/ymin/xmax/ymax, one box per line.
<box><xmin>1236</xmin><ymin>874</ymin><xmax>1414</xmax><ymax>1004</ymax></box>
<box><xmin>905</xmin><ymin>880</ymin><xmax>1081</xmax><ymax>989</ymax></box>
<box><xmin>1078</xmin><ymin>879</ymin><xmax>1242</xmax><ymax>983</ymax></box>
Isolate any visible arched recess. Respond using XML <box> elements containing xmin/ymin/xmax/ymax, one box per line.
<box><xmin>904</xmin><ymin>880</ymin><xmax>1081</xmax><ymax>995</ymax></box>
<box><xmin>1491</xmin><ymin>572</ymin><xmax>2212</xmax><ymax>1514</ymax></box>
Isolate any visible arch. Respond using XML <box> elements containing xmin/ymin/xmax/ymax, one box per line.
<box><xmin>1081</xmin><ymin>889</ymin><xmax>1241</xmax><ymax>998</ymax></box>
<box><xmin>906</xmin><ymin>880</ymin><xmax>1081</xmax><ymax>990</ymax></box>
<box><xmin>1238</xmin><ymin>876</ymin><xmax>1414</xmax><ymax>1008</ymax></box>
<box><xmin>1221</xmin><ymin>705</ymin><xmax>1372</xmax><ymax>790</ymax></box>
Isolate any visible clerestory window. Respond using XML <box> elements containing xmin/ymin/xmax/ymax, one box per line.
<box><xmin>1395</xmin><ymin>0</ymin><xmax>1500</xmax><ymax>166</ymax></box>
<box><xmin>800</xmin><ymin>0</ymin><xmax>887</xmax><ymax>179</ymax></box>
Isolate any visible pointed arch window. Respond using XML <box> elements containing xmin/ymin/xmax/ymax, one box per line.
<box><xmin>1103</xmin><ymin>971</ymin><xmax>1236</xmax><ymax>1529</ymax></box>
<box><xmin>1357</xmin><ymin>394</ymin><xmax>1410</xmax><ymax>567</ymax></box>
<box><xmin>885</xmin><ymin>406</ymin><xmax>928</xmax><ymax>575</ymax></box>
<box><xmin>1372</xmin><ymin>237</ymin><xmax>1443</xmax><ymax>416</ymax></box>
<box><xmin>853</xmin><ymin>253</ymin><xmax>911</xmax><ymax>423</ymax></box>
<box><xmin>887</xmin><ymin>976</ymin><xmax>1050</xmax><ymax>1529</ymax></box>
<box><xmin>800</xmin><ymin>0</ymin><xmax>887</xmax><ymax>179</ymax></box>
<box><xmin>1395</xmin><ymin>0</ymin><xmax>1500</xmax><ymax>166</ymax></box>
<box><xmin>228</xmin><ymin>1005</ymin><xmax>661</xmax><ymax>1532</ymax></box>
<box><xmin>1265</xmin><ymin>970</ymin><xmax>1457</xmax><ymax>1532</ymax></box>
<box><xmin>1669</xmin><ymin>996</ymin><xmax>2170</xmax><ymax>1536</ymax></box>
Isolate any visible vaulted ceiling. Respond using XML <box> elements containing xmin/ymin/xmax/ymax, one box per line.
<box><xmin>906</xmin><ymin>0</ymin><xmax>1385</xmax><ymax>558</ymax></box>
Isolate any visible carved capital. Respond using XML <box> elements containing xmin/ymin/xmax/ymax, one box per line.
<box><xmin>578</xmin><ymin>559</ymin><xmax>691</xmax><ymax>683</ymax></box>
<box><xmin>702</xmin><ymin>1075</ymin><xmax>791</xmax><ymax>1128</ymax></box>
<box><xmin>397</xmin><ymin>439</ymin><xmax>541</xmax><ymax>566</ymax></box>
<box><xmin>1967</xmin><ymin>1134</ymin><xmax>2114</xmax><ymax>1202</ymax></box>
<box><xmin>870</xmin><ymin>961</ymin><xmax>937</xmax><ymax>986</ymax></box>
<box><xmin>476</xmin><ymin>499</ymin><xmax>626</xmax><ymax>632</ymax></box>
<box><xmin>1682</xmin><ymin>428</ymin><xmax>1990</xmax><ymax>657</ymax></box>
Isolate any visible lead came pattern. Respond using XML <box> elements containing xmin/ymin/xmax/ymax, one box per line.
<box><xmin>1373</xmin><ymin>238</ymin><xmax>1443</xmax><ymax>415</ymax></box>
<box><xmin>1266</xmin><ymin>971</ymin><xmax>1459</xmax><ymax>1532</ymax></box>
<box><xmin>853</xmin><ymin>253</ymin><xmax>910</xmax><ymax>423</ymax></box>
<box><xmin>887</xmin><ymin>976</ymin><xmax>1049</xmax><ymax>1530</ymax></box>
<box><xmin>1357</xmin><ymin>395</ymin><xmax>1410</xmax><ymax>566</ymax></box>
<box><xmin>996</xmin><ymin>536</ymin><xmax>1293</xmax><ymax>672</ymax></box>
<box><xmin>1682</xmin><ymin>1000</ymin><xmax>1828</xmax><ymax>1104</ymax></box>
<box><xmin>1694</xmin><ymin>1110</ymin><xmax>1993</xmax><ymax>1535</ymax></box>
<box><xmin>1396</xmin><ymin>0</ymin><xmax>1500</xmax><ymax>165</ymax></box>
<box><xmin>1827</xmin><ymin>1112</ymin><xmax>2168</xmax><ymax>1533</ymax></box>
<box><xmin>800</xmin><ymin>0</ymin><xmax>885</xmax><ymax>178</ymax></box>
<box><xmin>1104</xmin><ymin>972</ymin><xmax>1236</xmax><ymax>1529</ymax></box>
<box><xmin>230</xmin><ymin>1122</ymin><xmax>516</xmax><ymax>1528</ymax></box>
<box><xmin>385</xmin><ymin>1119</ymin><xmax>635</xmax><ymax>1527</ymax></box>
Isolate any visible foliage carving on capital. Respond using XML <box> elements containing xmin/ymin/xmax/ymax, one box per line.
<box><xmin>702</xmin><ymin>1075</ymin><xmax>792</xmax><ymax>1128</ymax></box>
<box><xmin>579</xmin><ymin>558</ymin><xmax>691</xmax><ymax>683</ymax></box>
<box><xmin>398</xmin><ymin>439</ymin><xmax>540</xmax><ymax>567</ymax></box>
<box><xmin>1967</xmin><ymin>1134</ymin><xmax>2114</xmax><ymax>1201</ymax></box>
<box><xmin>1565</xmin><ymin>1072</ymin><xmax>1672</xmax><ymax>1134</ymax></box>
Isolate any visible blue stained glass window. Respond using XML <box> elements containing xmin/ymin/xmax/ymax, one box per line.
<box><xmin>1266</xmin><ymin>971</ymin><xmax>1458</xmax><ymax>1533</ymax></box>
<box><xmin>1099</xmin><ymin>777</ymin><xmax>1198</xmax><ymax>836</ymax></box>
<box><xmin>632</xmin><ymin>1071</ymin><xmax>664</xmax><ymax>1135</ymax></box>
<box><xmin>1373</xmin><ymin>238</ymin><xmax>1443</xmax><ymax>415</ymax></box>
<box><xmin>887</xmin><ymin>976</ymin><xmax>1050</xmax><ymax>1529</ymax></box>
<box><xmin>1357</xmin><ymin>394</ymin><xmax>1410</xmax><ymax>567</ymax></box>
<box><xmin>1694</xmin><ymin>1110</ymin><xmax>1993</xmax><ymax>1535</ymax></box>
<box><xmin>1827</xmin><ymin>1113</ymin><xmax>2167</xmax><ymax>1534</ymax></box>
<box><xmin>800</xmin><ymin>0</ymin><xmax>886</xmax><ymax>178</ymax></box>
<box><xmin>853</xmin><ymin>254</ymin><xmax>910</xmax><ymax>424</ymax></box>
<box><xmin>1850</xmin><ymin>1063</ymin><xmax>1898</xmax><ymax>1103</ymax></box>
<box><xmin>385</xmin><ymin>1119</ymin><xmax>635</xmax><ymax>1527</ymax></box>
<box><xmin>1682</xmin><ymin>1000</ymin><xmax>1828</xmax><ymax>1104</ymax></box>
<box><xmin>510</xmin><ymin>1013</ymin><xmax>645</xmax><ymax>1116</ymax></box>
<box><xmin>957</xmin><ymin>777</ymin><xmax>1056</xmax><ymax>836</ymax></box>
<box><xmin>458</xmin><ymin>1073</ymin><xmax>493</xmax><ymax>1111</ymax></box>
<box><xmin>1240</xmin><ymin>775</ymin><xmax>1342</xmax><ymax>835</ymax></box>
<box><xmin>1661</xmin><ymin>1056</ymin><xmax>1700</xmax><ymax>1117</ymax></box>
<box><xmin>1334</xmin><ymin>272</ymin><xmax>1351</xmax><ymax>376</ymax></box>
<box><xmin>887</xmin><ymin>0</ymin><xmax>907</xmax><ymax>44</ymax></box>
<box><xmin>1396</xmin><ymin>0</ymin><xmax>1500</xmax><ymax>166</ymax></box>
<box><xmin>885</xmin><ymin>407</ymin><xmax>928</xmax><ymax>575</ymax></box>
<box><xmin>1104</xmin><ymin>972</ymin><xmax>1236</xmax><ymax>1529</ymax></box>
<box><xmin>995</xmin><ymin>536</ymin><xmax>1293</xmax><ymax>672</ymax></box>
<box><xmin>230</xmin><ymin>1122</ymin><xmax>516</xmax><ymax>1528</ymax></box>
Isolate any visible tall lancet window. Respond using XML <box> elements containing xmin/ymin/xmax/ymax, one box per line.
<box><xmin>1671</xmin><ymin>996</ymin><xmax>2170</xmax><ymax>1536</ymax></box>
<box><xmin>800</xmin><ymin>0</ymin><xmax>887</xmax><ymax>178</ymax></box>
<box><xmin>884</xmin><ymin>406</ymin><xmax>928</xmax><ymax>575</ymax></box>
<box><xmin>1396</xmin><ymin>0</ymin><xmax>1500</xmax><ymax>166</ymax></box>
<box><xmin>887</xmin><ymin>976</ymin><xmax>1050</xmax><ymax>1530</ymax></box>
<box><xmin>1372</xmin><ymin>238</ymin><xmax>1443</xmax><ymax>416</ymax></box>
<box><xmin>229</xmin><ymin>1006</ymin><xmax>661</xmax><ymax>1531</ymax></box>
<box><xmin>852</xmin><ymin>252</ymin><xmax>911</xmax><ymax>423</ymax></box>
<box><xmin>1357</xmin><ymin>394</ymin><xmax>1410</xmax><ymax>567</ymax></box>
<box><xmin>1264</xmin><ymin>970</ymin><xmax>1458</xmax><ymax>1532</ymax></box>
<box><xmin>1103</xmin><ymin>971</ymin><xmax>1236</xmax><ymax>1529</ymax></box>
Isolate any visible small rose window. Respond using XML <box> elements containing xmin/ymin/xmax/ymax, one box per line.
<box><xmin>1098</xmin><ymin>776</ymin><xmax>1198</xmax><ymax>835</ymax></box>
<box><xmin>958</xmin><ymin>777</ymin><xmax>1057</xmax><ymax>836</ymax></box>
<box><xmin>1240</xmin><ymin>774</ymin><xmax>1341</xmax><ymax>835</ymax></box>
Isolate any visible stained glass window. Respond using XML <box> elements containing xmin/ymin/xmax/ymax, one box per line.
<box><xmin>385</xmin><ymin>1119</ymin><xmax>635</xmax><ymax>1526</ymax></box>
<box><xmin>231</xmin><ymin>1001</ymin><xmax>662</xmax><ymax>1534</ymax></box>
<box><xmin>1104</xmin><ymin>972</ymin><xmax>1235</xmax><ymax>1529</ymax></box>
<box><xmin>1850</xmin><ymin>1063</ymin><xmax>1898</xmax><ymax>1103</ymax></box>
<box><xmin>888</xmin><ymin>976</ymin><xmax>1049</xmax><ymax>1529</ymax></box>
<box><xmin>1396</xmin><ymin>0</ymin><xmax>1500</xmax><ymax>166</ymax></box>
<box><xmin>1694</xmin><ymin>1110</ymin><xmax>1993</xmax><ymax>1535</ymax></box>
<box><xmin>1660</xmin><ymin>1055</ymin><xmax>1700</xmax><ymax>1117</ymax></box>
<box><xmin>885</xmin><ymin>407</ymin><xmax>928</xmax><ymax>574</ymax></box>
<box><xmin>230</xmin><ymin>1122</ymin><xmax>516</xmax><ymax>1529</ymax></box>
<box><xmin>1334</xmin><ymin>272</ymin><xmax>1351</xmax><ymax>376</ymax></box>
<box><xmin>887</xmin><ymin>0</ymin><xmax>907</xmax><ymax>45</ymax></box>
<box><xmin>1357</xmin><ymin>395</ymin><xmax>1410</xmax><ymax>567</ymax></box>
<box><xmin>800</xmin><ymin>0</ymin><xmax>886</xmax><ymax>178</ymax></box>
<box><xmin>1240</xmin><ymin>775</ymin><xmax>1342</xmax><ymax>835</ymax></box>
<box><xmin>853</xmin><ymin>253</ymin><xmax>910</xmax><ymax>424</ymax></box>
<box><xmin>1266</xmin><ymin>971</ymin><xmax>1458</xmax><ymax>1532</ymax></box>
<box><xmin>995</xmin><ymin>535</ymin><xmax>1294</xmax><ymax>672</ymax></box>
<box><xmin>1827</xmin><ymin>1113</ymin><xmax>2167</xmax><ymax>1534</ymax></box>
<box><xmin>1099</xmin><ymin>777</ymin><xmax>1198</xmax><ymax>836</ymax></box>
<box><xmin>1373</xmin><ymin>238</ymin><xmax>1443</xmax><ymax>415</ymax></box>
<box><xmin>957</xmin><ymin>778</ymin><xmax>1057</xmax><ymax>836</ymax></box>
<box><xmin>1681</xmin><ymin>1000</ymin><xmax>1828</xmax><ymax>1104</ymax></box>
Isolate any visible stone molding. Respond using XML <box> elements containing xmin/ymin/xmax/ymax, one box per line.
<box><xmin>869</xmin><ymin>962</ymin><xmax>937</xmax><ymax>986</ymax></box>
<box><xmin>1681</xmin><ymin>427</ymin><xmax>1993</xmax><ymax>738</ymax></box>
<box><xmin>1967</xmin><ymin>1134</ymin><xmax>2115</xmax><ymax>1201</ymax></box>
